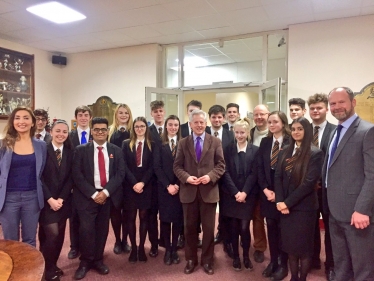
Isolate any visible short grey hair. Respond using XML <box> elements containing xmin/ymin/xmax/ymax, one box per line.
<box><xmin>189</xmin><ymin>109</ymin><xmax>207</xmax><ymax>122</ymax></box>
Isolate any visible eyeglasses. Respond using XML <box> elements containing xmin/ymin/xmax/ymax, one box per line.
<box><xmin>36</xmin><ymin>118</ymin><xmax>47</xmax><ymax>122</ymax></box>
<box><xmin>134</xmin><ymin>125</ymin><xmax>146</xmax><ymax>129</ymax></box>
<box><xmin>93</xmin><ymin>128</ymin><xmax>108</xmax><ymax>133</ymax></box>
<box><xmin>253</xmin><ymin>113</ymin><xmax>269</xmax><ymax>118</ymax></box>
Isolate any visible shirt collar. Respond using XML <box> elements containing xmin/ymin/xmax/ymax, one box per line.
<box><xmin>237</xmin><ymin>141</ymin><xmax>248</xmax><ymax>153</ymax></box>
<box><xmin>312</xmin><ymin>120</ymin><xmax>327</xmax><ymax>130</ymax></box>
<box><xmin>93</xmin><ymin>141</ymin><xmax>107</xmax><ymax>150</ymax></box>
<box><xmin>77</xmin><ymin>127</ymin><xmax>90</xmax><ymax>135</ymax></box>
<box><xmin>340</xmin><ymin>113</ymin><xmax>358</xmax><ymax>129</ymax></box>
<box><xmin>169</xmin><ymin>135</ymin><xmax>177</xmax><ymax>143</ymax></box>
<box><xmin>273</xmin><ymin>135</ymin><xmax>284</xmax><ymax>144</ymax></box>
<box><xmin>193</xmin><ymin>132</ymin><xmax>205</xmax><ymax>141</ymax></box>
<box><xmin>52</xmin><ymin>142</ymin><xmax>64</xmax><ymax>153</ymax></box>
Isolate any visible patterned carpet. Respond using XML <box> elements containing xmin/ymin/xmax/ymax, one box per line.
<box><xmin>0</xmin><ymin>218</ymin><xmax>327</xmax><ymax>281</ymax></box>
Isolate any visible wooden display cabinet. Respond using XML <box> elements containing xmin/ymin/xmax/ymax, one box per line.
<box><xmin>0</xmin><ymin>47</ymin><xmax>34</xmax><ymax>119</ymax></box>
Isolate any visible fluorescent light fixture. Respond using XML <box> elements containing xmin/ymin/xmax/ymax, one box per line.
<box><xmin>27</xmin><ymin>1</ymin><xmax>86</xmax><ymax>24</ymax></box>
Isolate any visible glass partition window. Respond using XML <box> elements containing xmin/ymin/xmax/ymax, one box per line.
<box><xmin>165</xmin><ymin>46</ymin><xmax>178</xmax><ymax>88</ymax></box>
<box><xmin>182</xmin><ymin>37</ymin><xmax>263</xmax><ymax>87</ymax></box>
<box><xmin>267</xmin><ymin>34</ymin><xmax>287</xmax><ymax>81</ymax></box>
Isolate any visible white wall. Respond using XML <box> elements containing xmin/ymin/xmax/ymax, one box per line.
<box><xmin>288</xmin><ymin>15</ymin><xmax>374</xmax><ymax>123</ymax></box>
<box><xmin>0</xmin><ymin>38</ymin><xmax>62</xmax><ymax>131</ymax></box>
<box><xmin>61</xmin><ymin>44</ymin><xmax>159</xmax><ymax>122</ymax></box>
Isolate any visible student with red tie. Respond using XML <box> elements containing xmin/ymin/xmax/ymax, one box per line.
<box><xmin>153</xmin><ymin>115</ymin><xmax>183</xmax><ymax>265</ymax></box>
<box><xmin>72</xmin><ymin>117</ymin><xmax>125</xmax><ymax>280</ymax></box>
<box><xmin>274</xmin><ymin>117</ymin><xmax>323</xmax><ymax>281</ymax></box>
<box><xmin>122</xmin><ymin>117</ymin><xmax>155</xmax><ymax>263</ymax></box>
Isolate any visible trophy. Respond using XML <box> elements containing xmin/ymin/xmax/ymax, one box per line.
<box><xmin>14</xmin><ymin>58</ymin><xmax>24</xmax><ymax>72</ymax></box>
<box><xmin>19</xmin><ymin>76</ymin><xmax>28</xmax><ymax>92</ymax></box>
<box><xmin>3</xmin><ymin>54</ymin><xmax>10</xmax><ymax>70</ymax></box>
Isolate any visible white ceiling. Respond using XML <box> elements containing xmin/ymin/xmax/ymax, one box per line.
<box><xmin>0</xmin><ymin>0</ymin><xmax>374</xmax><ymax>55</ymax></box>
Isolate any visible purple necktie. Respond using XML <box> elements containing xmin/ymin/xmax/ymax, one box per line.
<box><xmin>195</xmin><ymin>136</ymin><xmax>202</xmax><ymax>162</ymax></box>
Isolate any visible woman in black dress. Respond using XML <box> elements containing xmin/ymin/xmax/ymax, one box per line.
<box><xmin>122</xmin><ymin>117</ymin><xmax>154</xmax><ymax>263</ymax></box>
<box><xmin>39</xmin><ymin>120</ymin><xmax>73</xmax><ymax>281</ymax></box>
<box><xmin>222</xmin><ymin>118</ymin><xmax>259</xmax><ymax>271</ymax></box>
<box><xmin>108</xmin><ymin>104</ymin><xmax>133</xmax><ymax>254</ymax></box>
<box><xmin>258</xmin><ymin>111</ymin><xmax>291</xmax><ymax>278</ymax></box>
<box><xmin>275</xmin><ymin>117</ymin><xmax>323</xmax><ymax>281</ymax></box>
<box><xmin>154</xmin><ymin>115</ymin><xmax>183</xmax><ymax>265</ymax></box>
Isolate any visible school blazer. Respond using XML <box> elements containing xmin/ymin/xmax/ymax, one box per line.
<box><xmin>0</xmin><ymin>138</ymin><xmax>47</xmax><ymax>211</ymax></box>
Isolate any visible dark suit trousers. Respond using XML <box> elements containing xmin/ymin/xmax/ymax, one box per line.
<box><xmin>78</xmin><ymin>199</ymin><xmax>110</xmax><ymax>265</ymax></box>
<box><xmin>313</xmin><ymin>188</ymin><xmax>333</xmax><ymax>269</ymax></box>
<box><xmin>69</xmin><ymin>199</ymin><xmax>80</xmax><ymax>250</ymax></box>
<box><xmin>252</xmin><ymin>197</ymin><xmax>267</xmax><ymax>252</ymax></box>
<box><xmin>183</xmin><ymin>189</ymin><xmax>217</xmax><ymax>265</ymax></box>
<box><xmin>329</xmin><ymin>215</ymin><xmax>374</xmax><ymax>281</ymax></box>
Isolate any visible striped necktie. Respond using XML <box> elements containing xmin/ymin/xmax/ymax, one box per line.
<box><xmin>313</xmin><ymin>126</ymin><xmax>320</xmax><ymax>147</ymax></box>
<box><xmin>55</xmin><ymin>149</ymin><xmax>61</xmax><ymax>166</ymax></box>
<box><xmin>158</xmin><ymin>127</ymin><xmax>163</xmax><ymax>137</ymax></box>
<box><xmin>171</xmin><ymin>139</ymin><xmax>176</xmax><ymax>159</ymax></box>
<box><xmin>270</xmin><ymin>140</ymin><xmax>279</xmax><ymax>169</ymax></box>
<box><xmin>285</xmin><ymin>147</ymin><xmax>300</xmax><ymax>172</ymax></box>
<box><xmin>214</xmin><ymin>131</ymin><xmax>218</xmax><ymax>137</ymax></box>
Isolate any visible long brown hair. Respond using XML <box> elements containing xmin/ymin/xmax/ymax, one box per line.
<box><xmin>279</xmin><ymin>117</ymin><xmax>313</xmax><ymax>187</ymax></box>
<box><xmin>108</xmin><ymin>104</ymin><xmax>133</xmax><ymax>140</ymax></box>
<box><xmin>2</xmin><ymin>106</ymin><xmax>36</xmax><ymax>150</ymax></box>
<box><xmin>128</xmin><ymin>117</ymin><xmax>152</xmax><ymax>151</ymax></box>
<box><xmin>162</xmin><ymin>115</ymin><xmax>181</xmax><ymax>145</ymax></box>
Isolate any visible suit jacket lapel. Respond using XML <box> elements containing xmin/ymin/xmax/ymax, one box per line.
<box><xmin>330</xmin><ymin>117</ymin><xmax>359</xmax><ymax>166</ymax></box>
<box><xmin>47</xmin><ymin>143</ymin><xmax>60</xmax><ymax>171</ymax></box>
<box><xmin>233</xmin><ymin>144</ymin><xmax>240</xmax><ymax>175</ymax></box>
<box><xmin>187</xmin><ymin>136</ymin><xmax>197</xmax><ymax>163</ymax></box>
<box><xmin>200</xmin><ymin>134</ymin><xmax>211</xmax><ymax>162</ymax></box>
<box><xmin>88</xmin><ymin>143</ymin><xmax>95</xmax><ymax>180</ymax></box>
<box><xmin>245</xmin><ymin>144</ymin><xmax>254</xmax><ymax>174</ymax></box>
<box><xmin>107</xmin><ymin>144</ymin><xmax>115</xmax><ymax>178</ymax></box>
<box><xmin>32</xmin><ymin>139</ymin><xmax>43</xmax><ymax>177</ymax></box>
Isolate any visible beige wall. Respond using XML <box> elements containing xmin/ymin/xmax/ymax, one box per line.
<box><xmin>288</xmin><ymin>15</ymin><xmax>374</xmax><ymax>123</ymax></box>
<box><xmin>0</xmin><ymin>38</ymin><xmax>62</xmax><ymax>132</ymax></box>
<box><xmin>61</xmin><ymin>44</ymin><xmax>159</xmax><ymax>123</ymax></box>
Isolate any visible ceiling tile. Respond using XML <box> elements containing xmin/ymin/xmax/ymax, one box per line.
<box><xmin>198</xmin><ymin>26</ymin><xmax>237</xmax><ymax>39</ymax></box>
<box><xmin>312</xmin><ymin>0</ymin><xmax>362</xmax><ymax>13</ymax></box>
<box><xmin>360</xmin><ymin>5</ymin><xmax>374</xmax><ymax>15</ymax></box>
<box><xmin>117</xmin><ymin>25</ymin><xmax>162</xmax><ymax>39</ymax></box>
<box><xmin>314</xmin><ymin>8</ymin><xmax>361</xmax><ymax>21</ymax></box>
<box><xmin>0</xmin><ymin>18</ymin><xmax>27</xmax><ymax>33</ymax></box>
<box><xmin>362</xmin><ymin>0</ymin><xmax>374</xmax><ymax>6</ymax></box>
<box><xmin>0</xmin><ymin>0</ymin><xmax>19</xmax><ymax>14</ymax></box>
<box><xmin>263</xmin><ymin>0</ymin><xmax>313</xmax><ymax>19</ymax></box>
<box><xmin>89</xmin><ymin>30</ymin><xmax>133</xmax><ymax>43</ymax></box>
<box><xmin>162</xmin><ymin>0</ymin><xmax>217</xmax><ymax>19</ymax></box>
<box><xmin>207</xmin><ymin>0</ymin><xmax>262</xmax><ymax>12</ymax></box>
<box><xmin>62</xmin><ymin>34</ymin><xmax>107</xmax><ymax>47</ymax></box>
<box><xmin>183</xmin><ymin>14</ymin><xmax>229</xmax><ymax>31</ymax></box>
<box><xmin>150</xmin><ymin>20</ymin><xmax>194</xmax><ymax>35</ymax></box>
<box><xmin>223</xmin><ymin>6</ymin><xmax>269</xmax><ymax>26</ymax></box>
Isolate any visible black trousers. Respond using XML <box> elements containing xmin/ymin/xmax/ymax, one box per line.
<box><xmin>69</xmin><ymin>203</ymin><xmax>80</xmax><ymax>251</ymax></box>
<box><xmin>77</xmin><ymin>200</ymin><xmax>110</xmax><ymax>265</ymax></box>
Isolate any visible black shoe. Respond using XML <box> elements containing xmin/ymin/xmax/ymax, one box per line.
<box><xmin>113</xmin><ymin>242</ymin><xmax>122</xmax><ymax>255</ymax></box>
<box><xmin>311</xmin><ymin>259</ymin><xmax>321</xmax><ymax>270</ymax></box>
<box><xmin>325</xmin><ymin>268</ymin><xmax>335</xmax><ymax>281</ymax></box>
<box><xmin>138</xmin><ymin>248</ymin><xmax>147</xmax><ymax>262</ymax></box>
<box><xmin>122</xmin><ymin>241</ymin><xmax>131</xmax><ymax>254</ymax></box>
<box><xmin>54</xmin><ymin>266</ymin><xmax>64</xmax><ymax>277</ymax></box>
<box><xmin>93</xmin><ymin>262</ymin><xmax>109</xmax><ymax>275</ymax></box>
<box><xmin>263</xmin><ymin>262</ymin><xmax>277</xmax><ymax>277</ymax></box>
<box><xmin>243</xmin><ymin>257</ymin><xmax>254</xmax><ymax>271</ymax></box>
<box><xmin>129</xmin><ymin>247</ymin><xmax>138</xmax><ymax>263</ymax></box>
<box><xmin>253</xmin><ymin>250</ymin><xmax>265</xmax><ymax>263</ymax></box>
<box><xmin>233</xmin><ymin>257</ymin><xmax>242</xmax><ymax>271</ymax></box>
<box><xmin>223</xmin><ymin>243</ymin><xmax>234</xmax><ymax>259</ymax></box>
<box><xmin>271</xmin><ymin>265</ymin><xmax>288</xmax><ymax>280</ymax></box>
<box><xmin>171</xmin><ymin>251</ymin><xmax>180</xmax><ymax>264</ymax></box>
<box><xmin>46</xmin><ymin>274</ymin><xmax>60</xmax><ymax>281</ymax></box>
<box><xmin>149</xmin><ymin>247</ymin><xmax>158</xmax><ymax>258</ymax></box>
<box><xmin>214</xmin><ymin>231</ymin><xmax>223</xmax><ymax>244</ymax></box>
<box><xmin>184</xmin><ymin>260</ymin><xmax>197</xmax><ymax>274</ymax></box>
<box><xmin>74</xmin><ymin>266</ymin><xmax>90</xmax><ymax>280</ymax></box>
<box><xmin>202</xmin><ymin>263</ymin><xmax>214</xmax><ymax>275</ymax></box>
<box><xmin>197</xmin><ymin>238</ymin><xmax>202</xmax><ymax>248</ymax></box>
<box><xmin>68</xmin><ymin>248</ymin><xmax>79</xmax><ymax>259</ymax></box>
<box><xmin>164</xmin><ymin>251</ymin><xmax>172</xmax><ymax>265</ymax></box>
<box><xmin>177</xmin><ymin>235</ymin><xmax>185</xmax><ymax>249</ymax></box>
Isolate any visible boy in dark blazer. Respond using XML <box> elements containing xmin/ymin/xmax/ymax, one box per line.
<box><xmin>181</xmin><ymin>100</ymin><xmax>202</xmax><ymax>138</ymax></box>
<box><xmin>72</xmin><ymin>117</ymin><xmax>125</xmax><ymax>280</ymax></box>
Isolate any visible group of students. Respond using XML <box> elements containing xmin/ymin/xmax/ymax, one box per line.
<box><xmin>0</xmin><ymin>86</ymin><xmax>373</xmax><ymax>281</ymax></box>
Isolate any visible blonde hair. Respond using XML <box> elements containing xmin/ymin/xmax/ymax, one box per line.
<box><xmin>233</xmin><ymin>118</ymin><xmax>251</xmax><ymax>141</ymax></box>
<box><xmin>108</xmin><ymin>104</ymin><xmax>133</xmax><ymax>140</ymax></box>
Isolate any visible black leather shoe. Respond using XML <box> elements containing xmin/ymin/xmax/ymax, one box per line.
<box><xmin>93</xmin><ymin>262</ymin><xmax>109</xmax><ymax>275</ymax></box>
<box><xmin>138</xmin><ymin>248</ymin><xmax>148</xmax><ymax>262</ymax></box>
<box><xmin>271</xmin><ymin>266</ymin><xmax>288</xmax><ymax>280</ymax></box>
<box><xmin>46</xmin><ymin>274</ymin><xmax>60</xmax><ymax>281</ymax></box>
<box><xmin>149</xmin><ymin>247</ymin><xmax>158</xmax><ymax>258</ymax></box>
<box><xmin>326</xmin><ymin>268</ymin><xmax>335</xmax><ymax>281</ymax></box>
<box><xmin>164</xmin><ymin>251</ymin><xmax>172</xmax><ymax>265</ymax></box>
<box><xmin>202</xmin><ymin>263</ymin><xmax>214</xmax><ymax>275</ymax></box>
<box><xmin>184</xmin><ymin>260</ymin><xmax>197</xmax><ymax>274</ymax></box>
<box><xmin>113</xmin><ymin>242</ymin><xmax>122</xmax><ymax>255</ymax></box>
<box><xmin>177</xmin><ymin>235</ymin><xmax>185</xmax><ymax>249</ymax></box>
<box><xmin>223</xmin><ymin>243</ymin><xmax>234</xmax><ymax>259</ymax></box>
<box><xmin>68</xmin><ymin>248</ymin><xmax>79</xmax><ymax>259</ymax></box>
<box><xmin>54</xmin><ymin>266</ymin><xmax>64</xmax><ymax>277</ymax></box>
<box><xmin>263</xmin><ymin>262</ymin><xmax>277</xmax><ymax>277</ymax></box>
<box><xmin>197</xmin><ymin>239</ymin><xmax>202</xmax><ymax>248</ymax></box>
<box><xmin>253</xmin><ymin>250</ymin><xmax>265</xmax><ymax>263</ymax></box>
<box><xmin>171</xmin><ymin>251</ymin><xmax>180</xmax><ymax>264</ymax></box>
<box><xmin>214</xmin><ymin>231</ymin><xmax>223</xmax><ymax>244</ymax></box>
<box><xmin>122</xmin><ymin>241</ymin><xmax>131</xmax><ymax>254</ymax></box>
<box><xmin>233</xmin><ymin>257</ymin><xmax>242</xmax><ymax>271</ymax></box>
<box><xmin>243</xmin><ymin>257</ymin><xmax>254</xmax><ymax>271</ymax></box>
<box><xmin>74</xmin><ymin>266</ymin><xmax>90</xmax><ymax>280</ymax></box>
<box><xmin>129</xmin><ymin>247</ymin><xmax>138</xmax><ymax>263</ymax></box>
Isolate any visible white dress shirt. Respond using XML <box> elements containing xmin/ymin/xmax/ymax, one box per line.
<box><xmin>77</xmin><ymin>127</ymin><xmax>90</xmax><ymax>144</ymax></box>
<box><xmin>91</xmin><ymin>141</ymin><xmax>110</xmax><ymax>199</ymax></box>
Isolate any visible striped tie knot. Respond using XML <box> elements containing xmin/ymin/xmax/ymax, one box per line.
<box><xmin>285</xmin><ymin>147</ymin><xmax>300</xmax><ymax>172</ymax></box>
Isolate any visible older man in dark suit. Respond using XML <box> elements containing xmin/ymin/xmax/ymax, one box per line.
<box><xmin>72</xmin><ymin>117</ymin><xmax>125</xmax><ymax>280</ymax></box>
<box><xmin>323</xmin><ymin>87</ymin><xmax>374</xmax><ymax>281</ymax></box>
<box><xmin>307</xmin><ymin>93</ymin><xmax>336</xmax><ymax>280</ymax></box>
<box><xmin>174</xmin><ymin>109</ymin><xmax>225</xmax><ymax>275</ymax></box>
